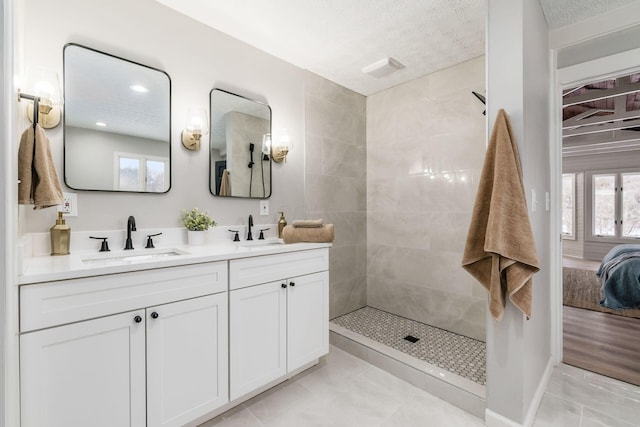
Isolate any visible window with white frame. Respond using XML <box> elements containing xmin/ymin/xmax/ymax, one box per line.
<box><xmin>114</xmin><ymin>152</ymin><xmax>168</xmax><ymax>192</ymax></box>
<box><xmin>587</xmin><ymin>170</ymin><xmax>640</xmax><ymax>241</ymax></box>
<box><xmin>562</xmin><ymin>173</ymin><xmax>575</xmax><ymax>239</ymax></box>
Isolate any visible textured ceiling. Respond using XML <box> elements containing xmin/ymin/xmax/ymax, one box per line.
<box><xmin>153</xmin><ymin>0</ymin><xmax>637</xmax><ymax>96</ymax></box>
<box><xmin>540</xmin><ymin>0</ymin><xmax>639</xmax><ymax>29</ymax></box>
<box><xmin>154</xmin><ymin>0</ymin><xmax>486</xmax><ymax>96</ymax></box>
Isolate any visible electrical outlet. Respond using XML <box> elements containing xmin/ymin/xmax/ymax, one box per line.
<box><xmin>58</xmin><ymin>192</ymin><xmax>78</xmax><ymax>216</ymax></box>
<box><xmin>259</xmin><ymin>200</ymin><xmax>269</xmax><ymax>216</ymax></box>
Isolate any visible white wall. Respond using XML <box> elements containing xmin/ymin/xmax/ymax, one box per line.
<box><xmin>21</xmin><ymin>0</ymin><xmax>306</xmax><ymax>234</ymax></box>
<box><xmin>486</xmin><ymin>0</ymin><xmax>552</xmax><ymax>425</ymax></box>
<box><xmin>3</xmin><ymin>1</ymin><xmax>21</xmax><ymax>425</ymax></box>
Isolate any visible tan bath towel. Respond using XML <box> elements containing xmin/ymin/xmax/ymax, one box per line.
<box><xmin>18</xmin><ymin>124</ymin><xmax>63</xmax><ymax>209</ymax></box>
<box><xmin>283</xmin><ymin>224</ymin><xmax>334</xmax><ymax>243</ymax></box>
<box><xmin>219</xmin><ymin>169</ymin><xmax>230</xmax><ymax>196</ymax></box>
<box><xmin>462</xmin><ymin>109</ymin><xmax>540</xmax><ymax>320</ymax></box>
<box><xmin>292</xmin><ymin>219</ymin><xmax>323</xmax><ymax>228</ymax></box>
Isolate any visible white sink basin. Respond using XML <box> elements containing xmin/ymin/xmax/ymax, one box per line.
<box><xmin>239</xmin><ymin>239</ymin><xmax>284</xmax><ymax>248</ymax></box>
<box><xmin>82</xmin><ymin>248</ymin><xmax>189</xmax><ymax>265</ymax></box>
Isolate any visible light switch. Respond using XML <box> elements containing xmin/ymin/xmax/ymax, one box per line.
<box><xmin>259</xmin><ymin>200</ymin><xmax>269</xmax><ymax>216</ymax></box>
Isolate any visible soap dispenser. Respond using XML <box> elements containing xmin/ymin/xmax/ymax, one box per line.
<box><xmin>278</xmin><ymin>211</ymin><xmax>287</xmax><ymax>238</ymax></box>
<box><xmin>50</xmin><ymin>211</ymin><xmax>71</xmax><ymax>255</ymax></box>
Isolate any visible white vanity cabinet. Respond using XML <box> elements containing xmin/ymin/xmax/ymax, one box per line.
<box><xmin>19</xmin><ymin>262</ymin><xmax>228</xmax><ymax>427</ymax></box>
<box><xmin>20</xmin><ymin>309</ymin><xmax>147</xmax><ymax>427</ymax></box>
<box><xmin>146</xmin><ymin>293</ymin><xmax>228</xmax><ymax>427</ymax></box>
<box><xmin>229</xmin><ymin>249</ymin><xmax>329</xmax><ymax>400</ymax></box>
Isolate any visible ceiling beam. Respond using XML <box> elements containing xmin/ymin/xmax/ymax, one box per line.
<box><xmin>563</xmin><ymin>117</ymin><xmax>640</xmax><ymax>137</ymax></box>
<box><xmin>563</xmin><ymin>109</ymin><xmax>640</xmax><ymax>130</ymax></box>
<box><xmin>563</xmin><ymin>130</ymin><xmax>640</xmax><ymax>147</ymax></box>
<box><xmin>562</xmin><ymin>81</ymin><xmax>640</xmax><ymax>107</ymax></box>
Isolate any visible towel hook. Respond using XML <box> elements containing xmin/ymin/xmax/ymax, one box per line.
<box><xmin>18</xmin><ymin>90</ymin><xmax>40</xmax><ymax>130</ymax></box>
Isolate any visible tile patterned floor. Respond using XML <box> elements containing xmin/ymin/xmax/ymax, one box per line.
<box><xmin>199</xmin><ymin>345</ymin><xmax>485</xmax><ymax>427</ymax></box>
<box><xmin>330</xmin><ymin>306</ymin><xmax>486</xmax><ymax>385</ymax></box>
<box><xmin>201</xmin><ymin>345</ymin><xmax>640</xmax><ymax>426</ymax></box>
<box><xmin>533</xmin><ymin>363</ymin><xmax>640</xmax><ymax>426</ymax></box>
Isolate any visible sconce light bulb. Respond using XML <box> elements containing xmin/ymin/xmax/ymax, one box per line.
<box><xmin>34</xmin><ymin>81</ymin><xmax>55</xmax><ymax>100</ymax></box>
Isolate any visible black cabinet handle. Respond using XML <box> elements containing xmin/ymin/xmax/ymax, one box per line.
<box><xmin>151</xmin><ymin>312</ymin><xmax>159</xmax><ymax>319</ymax></box>
<box><xmin>134</xmin><ymin>315</ymin><xmax>142</xmax><ymax>323</ymax></box>
<box><xmin>290</xmin><ymin>282</ymin><xmax>296</xmax><ymax>287</ymax></box>
<box><xmin>281</xmin><ymin>283</ymin><xmax>287</xmax><ymax>288</ymax></box>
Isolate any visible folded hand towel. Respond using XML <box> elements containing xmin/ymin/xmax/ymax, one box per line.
<box><xmin>292</xmin><ymin>219</ymin><xmax>323</xmax><ymax>228</ymax></box>
<box><xmin>283</xmin><ymin>224</ymin><xmax>334</xmax><ymax>243</ymax></box>
<box><xmin>462</xmin><ymin>109</ymin><xmax>540</xmax><ymax>321</ymax></box>
<box><xmin>18</xmin><ymin>124</ymin><xmax>63</xmax><ymax>210</ymax></box>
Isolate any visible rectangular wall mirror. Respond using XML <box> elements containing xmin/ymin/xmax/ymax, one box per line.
<box><xmin>63</xmin><ymin>43</ymin><xmax>171</xmax><ymax>193</ymax></box>
<box><xmin>209</xmin><ymin>89</ymin><xmax>272</xmax><ymax>199</ymax></box>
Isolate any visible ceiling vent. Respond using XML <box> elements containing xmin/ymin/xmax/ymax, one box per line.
<box><xmin>361</xmin><ymin>57</ymin><xmax>405</xmax><ymax>78</ymax></box>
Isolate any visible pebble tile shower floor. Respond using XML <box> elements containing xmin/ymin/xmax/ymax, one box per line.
<box><xmin>331</xmin><ymin>306</ymin><xmax>486</xmax><ymax>385</ymax></box>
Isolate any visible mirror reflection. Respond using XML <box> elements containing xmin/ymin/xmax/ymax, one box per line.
<box><xmin>63</xmin><ymin>43</ymin><xmax>171</xmax><ymax>193</ymax></box>
<box><xmin>209</xmin><ymin>89</ymin><xmax>272</xmax><ymax>199</ymax></box>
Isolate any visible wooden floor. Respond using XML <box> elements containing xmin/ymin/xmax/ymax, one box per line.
<box><xmin>563</xmin><ymin>305</ymin><xmax>640</xmax><ymax>386</ymax></box>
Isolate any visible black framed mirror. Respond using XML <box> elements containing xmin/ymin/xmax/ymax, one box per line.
<box><xmin>63</xmin><ymin>43</ymin><xmax>171</xmax><ymax>193</ymax></box>
<box><xmin>209</xmin><ymin>89</ymin><xmax>272</xmax><ymax>199</ymax></box>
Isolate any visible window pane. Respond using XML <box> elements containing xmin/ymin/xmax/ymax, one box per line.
<box><xmin>622</xmin><ymin>173</ymin><xmax>640</xmax><ymax>237</ymax></box>
<box><xmin>146</xmin><ymin>160</ymin><xmax>165</xmax><ymax>192</ymax></box>
<box><xmin>119</xmin><ymin>157</ymin><xmax>140</xmax><ymax>191</ymax></box>
<box><xmin>593</xmin><ymin>174</ymin><xmax>616</xmax><ymax>237</ymax></box>
<box><xmin>562</xmin><ymin>174</ymin><xmax>574</xmax><ymax>236</ymax></box>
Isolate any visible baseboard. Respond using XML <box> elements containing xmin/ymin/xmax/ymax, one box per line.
<box><xmin>485</xmin><ymin>409</ymin><xmax>522</xmax><ymax>427</ymax></box>
<box><xmin>523</xmin><ymin>356</ymin><xmax>554</xmax><ymax>427</ymax></box>
<box><xmin>485</xmin><ymin>356</ymin><xmax>554</xmax><ymax>427</ymax></box>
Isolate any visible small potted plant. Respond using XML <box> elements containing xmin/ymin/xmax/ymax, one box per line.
<box><xmin>181</xmin><ymin>208</ymin><xmax>216</xmax><ymax>245</ymax></box>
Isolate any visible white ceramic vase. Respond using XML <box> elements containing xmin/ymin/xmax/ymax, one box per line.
<box><xmin>187</xmin><ymin>230</ymin><xmax>206</xmax><ymax>246</ymax></box>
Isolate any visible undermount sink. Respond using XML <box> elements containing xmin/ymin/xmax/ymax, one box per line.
<box><xmin>81</xmin><ymin>248</ymin><xmax>189</xmax><ymax>265</ymax></box>
<box><xmin>239</xmin><ymin>239</ymin><xmax>284</xmax><ymax>248</ymax></box>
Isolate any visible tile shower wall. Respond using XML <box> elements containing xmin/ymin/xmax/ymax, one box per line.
<box><xmin>304</xmin><ymin>72</ymin><xmax>367</xmax><ymax>319</ymax></box>
<box><xmin>366</xmin><ymin>56</ymin><xmax>487</xmax><ymax>341</ymax></box>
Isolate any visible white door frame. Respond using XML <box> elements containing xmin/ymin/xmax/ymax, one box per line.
<box><xmin>549</xmin><ymin>46</ymin><xmax>640</xmax><ymax>364</ymax></box>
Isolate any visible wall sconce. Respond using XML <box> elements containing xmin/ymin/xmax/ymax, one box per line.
<box><xmin>20</xmin><ymin>67</ymin><xmax>63</xmax><ymax>129</ymax></box>
<box><xmin>271</xmin><ymin>130</ymin><xmax>291</xmax><ymax>163</ymax></box>
<box><xmin>182</xmin><ymin>107</ymin><xmax>209</xmax><ymax>151</ymax></box>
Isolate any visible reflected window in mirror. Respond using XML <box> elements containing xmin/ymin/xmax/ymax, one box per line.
<box><xmin>209</xmin><ymin>89</ymin><xmax>272</xmax><ymax>199</ymax></box>
<box><xmin>63</xmin><ymin>43</ymin><xmax>171</xmax><ymax>193</ymax></box>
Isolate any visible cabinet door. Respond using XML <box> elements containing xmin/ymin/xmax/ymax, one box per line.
<box><xmin>20</xmin><ymin>310</ymin><xmax>146</xmax><ymax>427</ymax></box>
<box><xmin>230</xmin><ymin>281</ymin><xmax>287</xmax><ymax>400</ymax></box>
<box><xmin>287</xmin><ymin>271</ymin><xmax>329</xmax><ymax>372</ymax></box>
<box><xmin>146</xmin><ymin>293</ymin><xmax>228</xmax><ymax>427</ymax></box>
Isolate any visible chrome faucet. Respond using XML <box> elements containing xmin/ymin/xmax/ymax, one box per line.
<box><xmin>124</xmin><ymin>216</ymin><xmax>136</xmax><ymax>250</ymax></box>
<box><xmin>247</xmin><ymin>214</ymin><xmax>254</xmax><ymax>241</ymax></box>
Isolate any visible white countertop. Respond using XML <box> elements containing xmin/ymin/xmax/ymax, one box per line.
<box><xmin>19</xmin><ymin>240</ymin><xmax>331</xmax><ymax>285</ymax></box>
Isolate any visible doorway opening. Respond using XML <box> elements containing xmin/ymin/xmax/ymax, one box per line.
<box><xmin>560</xmin><ymin>71</ymin><xmax>640</xmax><ymax>386</ymax></box>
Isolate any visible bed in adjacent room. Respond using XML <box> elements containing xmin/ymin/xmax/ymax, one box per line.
<box><xmin>597</xmin><ymin>244</ymin><xmax>640</xmax><ymax>310</ymax></box>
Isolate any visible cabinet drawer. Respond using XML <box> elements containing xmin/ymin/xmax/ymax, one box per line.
<box><xmin>229</xmin><ymin>249</ymin><xmax>328</xmax><ymax>290</ymax></box>
<box><xmin>20</xmin><ymin>262</ymin><xmax>227</xmax><ymax>333</ymax></box>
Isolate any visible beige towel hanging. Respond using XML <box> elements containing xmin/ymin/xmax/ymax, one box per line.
<box><xmin>462</xmin><ymin>109</ymin><xmax>540</xmax><ymax>320</ymax></box>
<box><xmin>219</xmin><ymin>169</ymin><xmax>230</xmax><ymax>196</ymax></box>
<box><xmin>18</xmin><ymin>124</ymin><xmax>63</xmax><ymax>209</ymax></box>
